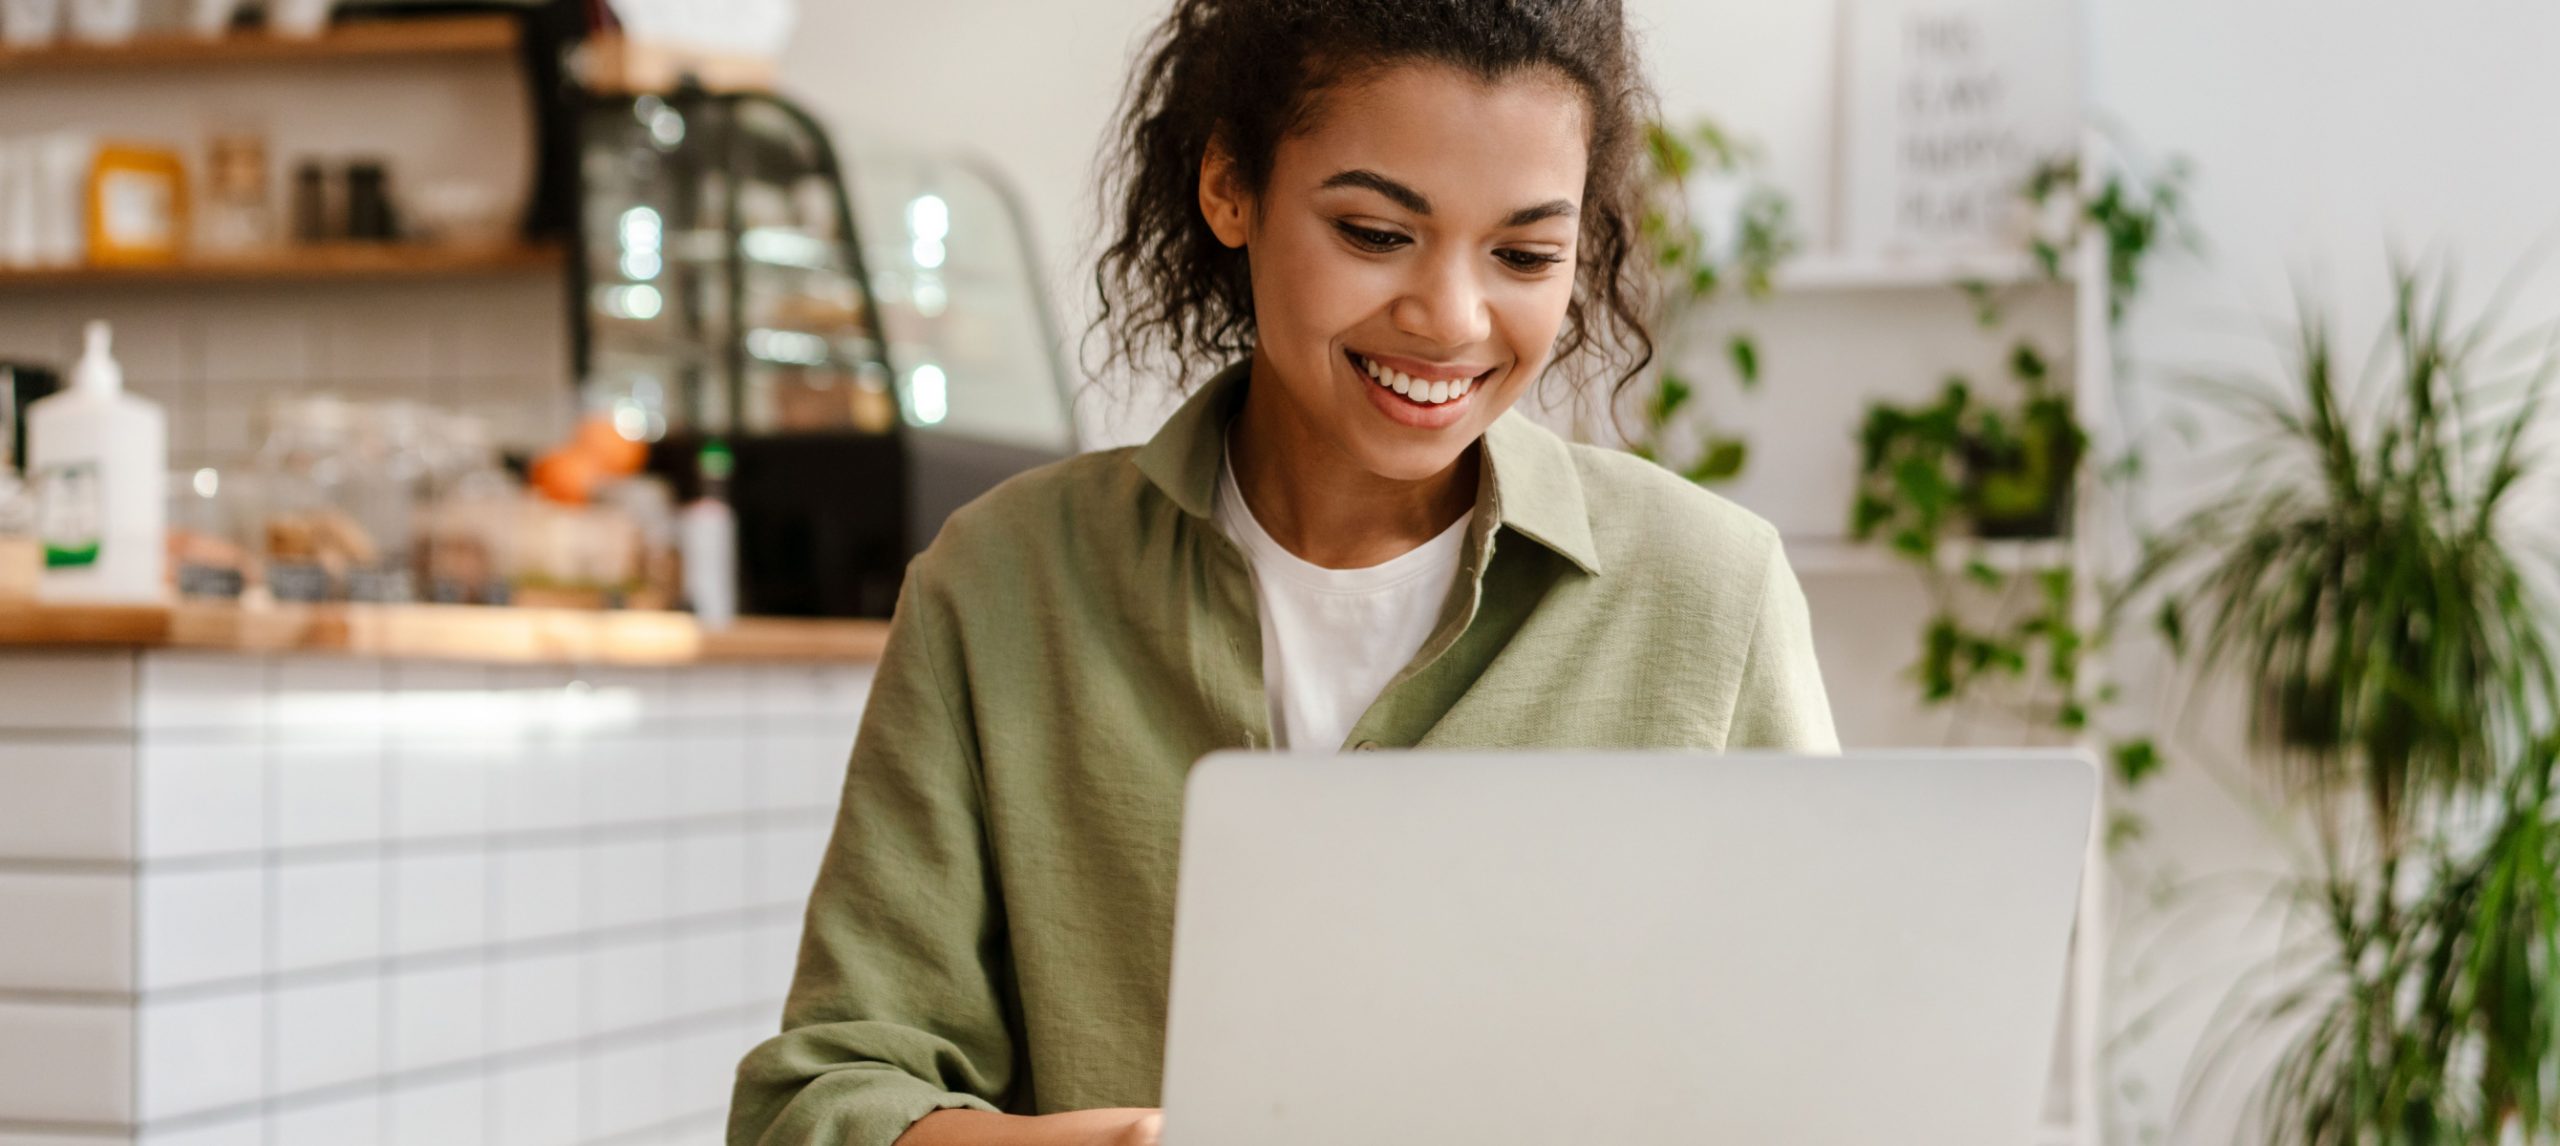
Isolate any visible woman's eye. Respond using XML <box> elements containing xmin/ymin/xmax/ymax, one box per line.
<box><xmin>1497</xmin><ymin>249</ymin><xmax>1566</xmax><ymax>273</ymax></box>
<box><xmin>1335</xmin><ymin>222</ymin><xmax>1409</xmax><ymax>252</ymax></box>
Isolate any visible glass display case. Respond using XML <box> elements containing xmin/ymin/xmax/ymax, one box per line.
<box><xmin>568</xmin><ymin>88</ymin><xmax>1076</xmax><ymax>617</ymax></box>
<box><xmin>843</xmin><ymin>141</ymin><xmax>1076</xmax><ymax>454</ymax></box>
<box><xmin>574</xmin><ymin>88</ymin><xmax>897</xmax><ymax>439</ymax></box>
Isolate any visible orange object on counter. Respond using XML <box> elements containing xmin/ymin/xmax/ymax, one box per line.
<box><xmin>87</xmin><ymin>145</ymin><xmax>191</xmax><ymax>266</ymax></box>
<box><xmin>531</xmin><ymin>416</ymin><xmax>653</xmax><ymax>506</ymax></box>
<box><xmin>529</xmin><ymin>448</ymin><xmax>601</xmax><ymax>505</ymax></box>
<box><xmin>574</xmin><ymin>416</ymin><xmax>648</xmax><ymax>477</ymax></box>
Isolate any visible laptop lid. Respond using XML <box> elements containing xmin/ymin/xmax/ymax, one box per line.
<box><xmin>1160</xmin><ymin>751</ymin><xmax>2096</xmax><ymax>1146</ymax></box>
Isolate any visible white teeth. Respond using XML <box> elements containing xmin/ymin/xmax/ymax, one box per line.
<box><xmin>1355</xmin><ymin>352</ymin><xmax>1477</xmax><ymax>405</ymax></box>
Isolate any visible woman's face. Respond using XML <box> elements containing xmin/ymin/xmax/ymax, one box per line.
<box><xmin>1201</xmin><ymin>63</ymin><xmax>1589</xmax><ymax>481</ymax></box>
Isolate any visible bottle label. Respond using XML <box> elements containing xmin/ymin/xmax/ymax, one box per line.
<box><xmin>35</xmin><ymin>461</ymin><xmax>102</xmax><ymax>568</ymax></box>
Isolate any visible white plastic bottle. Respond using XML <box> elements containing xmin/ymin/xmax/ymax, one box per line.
<box><xmin>678</xmin><ymin>439</ymin><xmax>738</xmax><ymax>630</ymax></box>
<box><xmin>29</xmin><ymin>321</ymin><xmax>167</xmax><ymax>602</ymax></box>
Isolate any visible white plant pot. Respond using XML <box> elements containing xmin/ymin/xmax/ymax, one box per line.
<box><xmin>65</xmin><ymin>0</ymin><xmax>136</xmax><ymax>43</ymax></box>
<box><xmin>0</xmin><ymin>0</ymin><xmax>64</xmax><ymax>46</ymax></box>
<box><xmin>266</xmin><ymin>0</ymin><xmax>330</xmax><ymax>38</ymax></box>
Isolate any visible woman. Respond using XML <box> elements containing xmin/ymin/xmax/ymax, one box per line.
<box><xmin>730</xmin><ymin>2</ymin><xmax>1836</xmax><ymax>1143</ymax></box>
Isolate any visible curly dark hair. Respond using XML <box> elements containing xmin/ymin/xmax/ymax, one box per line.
<box><xmin>1091</xmin><ymin>0</ymin><xmax>1659</xmax><ymax>397</ymax></box>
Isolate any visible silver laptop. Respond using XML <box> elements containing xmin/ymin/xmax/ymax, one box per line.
<box><xmin>1159</xmin><ymin>751</ymin><xmax>2096</xmax><ymax>1146</ymax></box>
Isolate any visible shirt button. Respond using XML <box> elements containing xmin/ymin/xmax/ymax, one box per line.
<box><xmin>1352</xmin><ymin>740</ymin><xmax>1380</xmax><ymax>751</ymax></box>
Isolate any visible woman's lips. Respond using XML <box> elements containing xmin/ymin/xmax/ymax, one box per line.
<box><xmin>1346</xmin><ymin>349</ymin><xmax>1491</xmax><ymax>430</ymax></box>
<box><xmin>1347</xmin><ymin>349</ymin><xmax>1488</xmax><ymax>406</ymax></box>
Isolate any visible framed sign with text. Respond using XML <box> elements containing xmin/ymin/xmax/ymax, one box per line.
<box><xmin>1837</xmin><ymin>0</ymin><xmax>2080</xmax><ymax>258</ymax></box>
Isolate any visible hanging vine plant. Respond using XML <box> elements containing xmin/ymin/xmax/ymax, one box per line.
<box><xmin>1847</xmin><ymin>144</ymin><xmax>2192</xmax><ymax>793</ymax></box>
<box><xmin>1627</xmin><ymin>117</ymin><xmax>1800</xmax><ymax>483</ymax></box>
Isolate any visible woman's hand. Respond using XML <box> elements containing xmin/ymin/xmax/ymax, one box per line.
<box><xmin>898</xmin><ymin>1107</ymin><xmax>1162</xmax><ymax>1146</ymax></box>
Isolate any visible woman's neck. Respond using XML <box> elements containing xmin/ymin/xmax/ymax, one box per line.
<box><xmin>1225</xmin><ymin>352</ymin><xmax>1478</xmax><ymax>569</ymax></box>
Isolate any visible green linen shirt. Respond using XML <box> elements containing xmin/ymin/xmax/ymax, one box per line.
<box><xmin>728</xmin><ymin>363</ymin><xmax>1838</xmax><ymax>1146</ymax></box>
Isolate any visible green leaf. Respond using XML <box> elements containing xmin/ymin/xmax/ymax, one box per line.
<box><xmin>1647</xmin><ymin>374</ymin><xmax>1692</xmax><ymax>427</ymax></box>
<box><xmin>2110</xmin><ymin>738</ymin><xmax>2162</xmax><ymax>787</ymax></box>
<box><xmin>2032</xmin><ymin>239</ymin><xmax>2063</xmax><ymax>278</ymax></box>
<box><xmin>1850</xmin><ymin>494</ymin><xmax>1892</xmax><ymax>538</ymax></box>
<box><xmin>1964</xmin><ymin>559</ymin><xmax>2003</xmax><ymax>588</ymax></box>
<box><xmin>2036</xmin><ymin>567</ymin><xmax>2073</xmax><ymax>609</ymax></box>
<box><xmin>2154</xmin><ymin>597</ymin><xmax>2184</xmax><ymax>656</ymax></box>
<box><xmin>1728</xmin><ymin>335</ymin><xmax>1761</xmax><ymax>388</ymax></box>
<box><xmin>1686</xmin><ymin>438</ymin><xmax>1749</xmax><ymax>483</ymax></box>
<box><xmin>1690</xmin><ymin>265</ymin><xmax>1721</xmax><ymax>297</ymax></box>
<box><xmin>1919</xmin><ymin>617</ymin><xmax>1960</xmax><ymax>700</ymax></box>
<box><xmin>2011</xmin><ymin>341</ymin><xmax>2049</xmax><ymax>383</ymax></box>
<box><xmin>2103</xmin><ymin>810</ymin><xmax>2147</xmax><ymax>850</ymax></box>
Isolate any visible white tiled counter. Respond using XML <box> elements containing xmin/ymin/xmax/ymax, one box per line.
<box><xmin>0</xmin><ymin>644</ymin><xmax>874</xmax><ymax>1146</ymax></box>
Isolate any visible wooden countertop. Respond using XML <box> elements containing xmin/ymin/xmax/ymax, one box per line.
<box><xmin>0</xmin><ymin>600</ymin><xmax>889</xmax><ymax>666</ymax></box>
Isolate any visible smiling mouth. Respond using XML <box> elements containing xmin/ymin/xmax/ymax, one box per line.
<box><xmin>1346</xmin><ymin>350</ymin><xmax>1494</xmax><ymax>406</ymax></box>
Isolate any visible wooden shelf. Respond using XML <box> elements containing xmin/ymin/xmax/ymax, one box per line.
<box><xmin>0</xmin><ymin>14</ymin><xmax>519</xmax><ymax>75</ymax></box>
<box><xmin>0</xmin><ymin>242</ymin><xmax>563</xmax><ymax>288</ymax></box>
<box><xmin>579</xmin><ymin>30</ymin><xmax>778</xmax><ymax>94</ymax></box>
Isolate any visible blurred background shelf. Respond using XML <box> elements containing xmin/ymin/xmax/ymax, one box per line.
<box><xmin>0</xmin><ymin>242</ymin><xmax>564</xmax><ymax>287</ymax></box>
<box><xmin>0</xmin><ymin>14</ymin><xmax>520</xmax><ymax>75</ymax></box>
<box><xmin>1772</xmin><ymin>251</ymin><xmax>2066</xmax><ymax>293</ymax></box>
<box><xmin>1786</xmin><ymin>536</ymin><xmax>2074</xmax><ymax>578</ymax></box>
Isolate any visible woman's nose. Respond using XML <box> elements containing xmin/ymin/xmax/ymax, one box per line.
<box><xmin>1389</xmin><ymin>251</ymin><xmax>1493</xmax><ymax>350</ymax></box>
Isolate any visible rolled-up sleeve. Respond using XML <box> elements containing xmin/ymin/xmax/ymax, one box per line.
<box><xmin>1725</xmin><ymin>541</ymin><xmax>1840</xmax><ymax>752</ymax></box>
<box><xmin>728</xmin><ymin>564</ymin><xmax>1018</xmax><ymax>1146</ymax></box>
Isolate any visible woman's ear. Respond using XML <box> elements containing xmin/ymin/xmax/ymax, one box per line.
<box><xmin>1198</xmin><ymin>137</ymin><xmax>1251</xmax><ymax>250</ymax></box>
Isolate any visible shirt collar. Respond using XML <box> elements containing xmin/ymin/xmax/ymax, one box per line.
<box><xmin>1132</xmin><ymin>360</ymin><xmax>1604</xmax><ymax>575</ymax></box>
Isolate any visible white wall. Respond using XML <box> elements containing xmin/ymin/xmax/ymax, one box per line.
<box><xmin>779</xmin><ymin>3</ymin><xmax>2560</xmax><ymax>1142</ymax></box>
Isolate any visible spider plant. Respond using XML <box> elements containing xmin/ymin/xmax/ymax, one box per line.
<box><xmin>2120</xmin><ymin>258</ymin><xmax>2560</xmax><ymax>1143</ymax></box>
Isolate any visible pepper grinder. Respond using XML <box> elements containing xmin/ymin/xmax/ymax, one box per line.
<box><xmin>345</xmin><ymin>160</ymin><xmax>398</xmax><ymax>242</ymax></box>
<box><xmin>290</xmin><ymin>159</ymin><xmax>331</xmax><ymax>244</ymax></box>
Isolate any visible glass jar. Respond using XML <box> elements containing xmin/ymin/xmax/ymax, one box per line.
<box><xmin>255</xmin><ymin>395</ymin><xmax>363</xmax><ymax>602</ymax></box>
<box><xmin>343</xmin><ymin>401</ymin><xmax>432</xmax><ymax>602</ymax></box>
<box><xmin>168</xmin><ymin>465</ymin><xmax>250</xmax><ymax>599</ymax></box>
<box><xmin>418</xmin><ymin>413</ymin><xmax>518</xmax><ymax>605</ymax></box>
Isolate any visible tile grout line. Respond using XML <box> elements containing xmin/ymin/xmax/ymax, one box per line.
<box><xmin>124</xmin><ymin>649</ymin><xmax>142</xmax><ymax>1138</ymax></box>
<box><xmin>260</xmin><ymin>655</ymin><xmax>281</xmax><ymax>1146</ymax></box>
<box><xmin>379</xmin><ymin>656</ymin><xmax>399</xmax><ymax>1146</ymax></box>
<box><xmin>0</xmin><ymin>806</ymin><xmax>838</xmax><ymax>876</ymax></box>
<box><xmin>122</xmin><ymin>998</ymin><xmax>778</xmax><ymax>1140</ymax></box>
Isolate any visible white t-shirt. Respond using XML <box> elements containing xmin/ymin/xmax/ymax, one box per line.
<box><xmin>1213</xmin><ymin>459</ymin><xmax>1471</xmax><ymax>751</ymax></box>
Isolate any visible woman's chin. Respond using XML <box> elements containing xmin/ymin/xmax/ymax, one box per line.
<box><xmin>1340</xmin><ymin>424</ymin><xmax>1479</xmax><ymax>484</ymax></box>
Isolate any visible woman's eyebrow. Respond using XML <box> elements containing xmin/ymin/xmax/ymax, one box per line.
<box><xmin>1320</xmin><ymin>169</ymin><xmax>1431</xmax><ymax>213</ymax></box>
<box><xmin>1317</xmin><ymin>169</ymin><xmax>1578</xmax><ymax>228</ymax></box>
<box><xmin>1502</xmin><ymin>200</ymin><xmax>1578</xmax><ymax>227</ymax></box>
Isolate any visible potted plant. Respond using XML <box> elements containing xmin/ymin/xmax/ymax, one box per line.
<box><xmin>2119</xmin><ymin>259</ymin><xmax>2560</xmax><ymax>1143</ymax></box>
<box><xmin>1852</xmin><ymin>341</ymin><xmax>2084</xmax><ymax>551</ymax></box>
